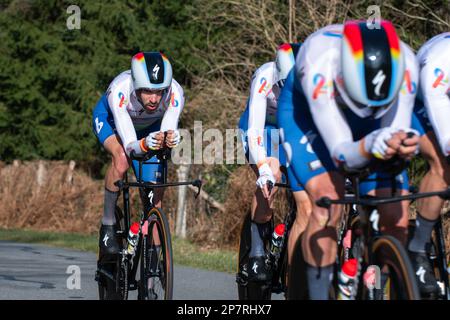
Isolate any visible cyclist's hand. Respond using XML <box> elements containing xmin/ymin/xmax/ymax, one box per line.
<box><xmin>398</xmin><ymin>129</ymin><xmax>420</xmax><ymax>160</ymax></box>
<box><xmin>385</xmin><ymin>131</ymin><xmax>404</xmax><ymax>159</ymax></box>
<box><xmin>256</xmin><ymin>163</ymin><xmax>275</xmax><ymax>199</ymax></box>
<box><xmin>145</xmin><ymin>131</ymin><xmax>164</xmax><ymax>150</ymax></box>
<box><xmin>368</xmin><ymin>127</ymin><xmax>399</xmax><ymax>160</ymax></box>
<box><xmin>165</xmin><ymin>129</ymin><xmax>181</xmax><ymax>148</ymax></box>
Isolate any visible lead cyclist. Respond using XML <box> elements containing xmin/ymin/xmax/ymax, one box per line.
<box><xmin>92</xmin><ymin>51</ymin><xmax>185</xmax><ymax>261</ymax></box>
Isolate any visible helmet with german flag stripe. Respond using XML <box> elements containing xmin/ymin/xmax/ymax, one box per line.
<box><xmin>131</xmin><ymin>51</ymin><xmax>172</xmax><ymax>92</ymax></box>
<box><xmin>340</xmin><ymin>20</ymin><xmax>405</xmax><ymax>118</ymax></box>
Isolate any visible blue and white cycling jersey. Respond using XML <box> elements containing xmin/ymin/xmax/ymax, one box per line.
<box><xmin>412</xmin><ymin>32</ymin><xmax>450</xmax><ymax>156</ymax></box>
<box><xmin>238</xmin><ymin>61</ymin><xmax>304</xmax><ymax>191</ymax></box>
<box><xmin>277</xmin><ymin>24</ymin><xmax>419</xmax><ymax>193</ymax></box>
<box><xmin>92</xmin><ymin>70</ymin><xmax>185</xmax><ymax>182</ymax></box>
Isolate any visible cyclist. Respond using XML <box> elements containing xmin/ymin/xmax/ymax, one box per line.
<box><xmin>92</xmin><ymin>51</ymin><xmax>185</xmax><ymax>260</ymax></box>
<box><xmin>409</xmin><ymin>32</ymin><xmax>450</xmax><ymax>296</ymax></box>
<box><xmin>238</xmin><ymin>43</ymin><xmax>312</xmax><ymax>283</ymax></box>
<box><xmin>277</xmin><ymin>21</ymin><xmax>419</xmax><ymax>299</ymax></box>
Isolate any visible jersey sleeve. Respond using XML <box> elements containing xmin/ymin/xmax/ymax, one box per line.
<box><xmin>420</xmin><ymin>40</ymin><xmax>450</xmax><ymax>155</ymax></box>
<box><xmin>160</xmin><ymin>80</ymin><xmax>185</xmax><ymax>132</ymax></box>
<box><xmin>107</xmin><ymin>81</ymin><xmax>138</xmax><ymax>156</ymax></box>
<box><xmin>246</xmin><ymin>65</ymin><xmax>272</xmax><ymax>166</ymax></box>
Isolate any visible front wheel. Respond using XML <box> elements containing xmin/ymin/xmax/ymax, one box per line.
<box><xmin>140</xmin><ymin>207</ymin><xmax>173</xmax><ymax>300</ymax></box>
<box><xmin>363</xmin><ymin>235</ymin><xmax>420</xmax><ymax>300</ymax></box>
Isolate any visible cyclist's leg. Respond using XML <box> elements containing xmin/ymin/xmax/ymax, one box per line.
<box><xmin>92</xmin><ymin>94</ymin><xmax>128</xmax><ymax>256</ymax></box>
<box><xmin>278</xmin><ymin>74</ymin><xmax>344</xmax><ymax>299</ymax></box>
<box><xmin>238</xmin><ymin>108</ymin><xmax>282</xmax><ymax>282</ymax></box>
<box><xmin>284</xmin><ymin>165</ymin><xmax>312</xmax><ymax>266</ymax></box>
<box><xmin>416</xmin><ymin>131</ymin><xmax>450</xmax><ymax>220</ymax></box>
<box><xmin>406</xmin><ymin>103</ymin><xmax>447</xmax><ymax>295</ymax></box>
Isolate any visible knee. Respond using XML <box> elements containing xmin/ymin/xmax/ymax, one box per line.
<box><xmin>112</xmin><ymin>150</ymin><xmax>129</xmax><ymax>176</ymax></box>
<box><xmin>295</xmin><ymin>192</ymin><xmax>312</xmax><ymax>218</ymax></box>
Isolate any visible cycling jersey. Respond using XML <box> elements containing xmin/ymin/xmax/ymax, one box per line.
<box><xmin>239</xmin><ymin>62</ymin><xmax>281</xmax><ymax>166</ymax></box>
<box><xmin>238</xmin><ymin>61</ymin><xmax>304</xmax><ymax>192</ymax></box>
<box><xmin>277</xmin><ymin>24</ymin><xmax>418</xmax><ymax>193</ymax></box>
<box><xmin>92</xmin><ymin>70</ymin><xmax>185</xmax><ymax>182</ymax></box>
<box><xmin>294</xmin><ymin>24</ymin><xmax>418</xmax><ymax>169</ymax></box>
<box><xmin>96</xmin><ymin>70</ymin><xmax>185</xmax><ymax>155</ymax></box>
<box><xmin>415</xmin><ymin>32</ymin><xmax>450</xmax><ymax>155</ymax></box>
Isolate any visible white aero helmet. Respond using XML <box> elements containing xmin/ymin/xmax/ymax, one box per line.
<box><xmin>275</xmin><ymin>43</ymin><xmax>301</xmax><ymax>87</ymax></box>
<box><xmin>131</xmin><ymin>51</ymin><xmax>172</xmax><ymax>91</ymax></box>
<box><xmin>340</xmin><ymin>20</ymin><xmax>406</xmax><ymax>118</ymax></box>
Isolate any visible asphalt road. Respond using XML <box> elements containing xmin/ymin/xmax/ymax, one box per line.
<box><xmin>0</xmin><ymin>241</ymin><xmax>283</xmax><ymax>300</ymax></box>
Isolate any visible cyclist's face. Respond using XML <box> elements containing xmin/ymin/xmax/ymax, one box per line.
<box><xmin>138</xmin><ymin>89</ymin><xmax>164</xmax><ymax>112</ymax></box>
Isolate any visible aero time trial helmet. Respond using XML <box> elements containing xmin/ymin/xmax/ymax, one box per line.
<box><xmin>339</xmin><ymin>20</ymin><xmax>405</xmax><ymax>118</ymax></box>
<box><xmin>275</xmin><ymin>43</ymin><xmax>301</xmax><ymax>87</ymax></box>
<box><xmin>131</xmin><ymin>51</ymin><xmax>172</xmax><ymax>92</ymax></box>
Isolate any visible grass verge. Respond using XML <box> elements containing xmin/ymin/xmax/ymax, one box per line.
<box><xmin>0</xmin><ymin>228</ymin><xmax>237</xmax><ymax>274</ymax></box>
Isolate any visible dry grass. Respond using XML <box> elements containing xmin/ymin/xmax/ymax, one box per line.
<box><xmin>1</xmin><ymin>160</ymin><xmax>449</xmax><ymax>260</ymax></box>
<box><xmin>0</xmin><ymin>160</ymin><xmax>103</xmax><ymax>234</ymax></box>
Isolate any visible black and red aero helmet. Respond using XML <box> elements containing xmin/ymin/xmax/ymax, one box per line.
<box><xmin>340</xmin><ymin>20</ymin><xmax>405</xmax><ymax>118</ymax></box>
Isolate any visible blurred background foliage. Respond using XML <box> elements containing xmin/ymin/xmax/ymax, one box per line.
<box><xmin>0</xmin><ymin>0</ymin><xmax>449</xmax><ymax>200</ymax></box>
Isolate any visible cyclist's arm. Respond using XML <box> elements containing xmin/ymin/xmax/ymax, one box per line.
<box><xmin>160</xmin><ymin>80</ymin><xmax>185</xmax><ymax>132</ymax></box>
<box><xmin>420</xmin><ymin>41</ymin><xmax>450</xmax><ymax>155</ymax></box>
<box><xmin>107</xmin><ymin>85</ymin><xmax>144</xmax><ymax>156</ymax></box>
<box><xmin>381</xmin><ymin>43</ymin><xmax>419</xmax><ymax>131</ymax></box>
<box><xmin>247</xmin><ymin>65</ymin><xmax>271</xmax><ymax>167</ymax></box>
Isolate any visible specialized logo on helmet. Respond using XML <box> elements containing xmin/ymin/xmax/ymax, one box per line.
<box><xmin>152</xmin><ymin>64</ymin><xmax>160</xmax><ymax>81</ymax></box>
<box><xmin>372</xmin><ymin>70</ymin><xmax>386</xmax><ymax>97</ymax></box>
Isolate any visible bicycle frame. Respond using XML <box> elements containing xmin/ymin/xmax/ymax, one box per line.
<box><xmin>109</xmin><ymin>148</ymin><xmax>202</xmax><ymax>294</ymax></box>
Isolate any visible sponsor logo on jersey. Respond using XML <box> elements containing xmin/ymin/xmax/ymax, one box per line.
<box><xmin>257</xmin><ymin>136</ymin><xmax>263</xmax><ymax>147</ymax></box>
<box><xmin>432</xmin><ymin>68</ymin><xmax>448</xmax><ymax>88</ymax></box>
<box><xmin>118</xmin><ymin>92</ymin><xmax>127</xmax><ymax>108</ymax></box>
<box><xmin>401</xmin><ymin>70</ymin><xmax>417</xmax><ymax>94</ymax></box>
<box><xmin>258</xmin><ymin>77</ymin><xmax>271</xmax><ymax>96</ymax></box>
<box><xmin>312</xmin><ymin>74</ymin><xmax>333</xmax><ymax>100</ymax></box>
<box><xmin>170</xmin><ymin>92</ymin><xmax>179</xmax><ymax>107</ymax></box>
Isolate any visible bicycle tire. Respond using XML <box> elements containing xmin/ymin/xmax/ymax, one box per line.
<box><xmin>141</xmin><ymin>207</ymin><xmax>173</xmax><ymax>300</ymax></box>
<box><xmin>367</xmin><ymin>235</ymin><xmax>421</xmax><ymax>300</ymax></box>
